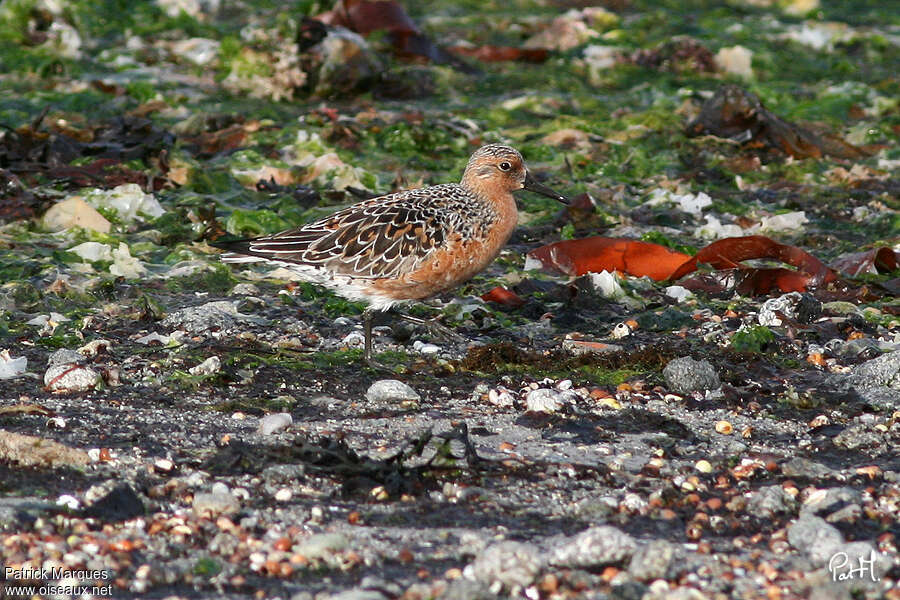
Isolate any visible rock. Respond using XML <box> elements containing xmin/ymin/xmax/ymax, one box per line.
<box><xmin>441</xmin><ymin>579</ymin><xmax>498</xmax><ymax>600</ymax></box>
<box><xmin>44</xmin><ymin>363</ymin><xmax>101</xmax><ymax>393</ymax></box>
<box><xmin>467</xmin><ymin>541</ymin><xmax>542</xmax><ymax>590</ymax></box>
<box><xmin>781</xmin><ymin>457</ymin><xmax>834</xmax><ymax>479</ymax></box>
<box><xmin>802</xmin><ymin>487</ymin><xmax>862</xmax><ymax>516</ymax></box>
<box><xmin>109</xmin><ymin>243</ymin><xmax>147</xmax><ymax>278</ymax></box>
<box><xmin>549</xmin><ymin>525</ymin><xmax>637</xmax><ymax>568</ymax></box>
<box><xmin>42</xmin><ymin>197</ymin><xmax>111</xmax><ymax>233</ymax></box>
<box><xmin>193</xmin><ymin>489</ymin><xmax>240</xmax><ymax>518</ymax></box>
<box><xmin>525</xmin><ymin>388</ymin><xmax>564</xmax><ymax>413</ymax></box>
<box><xmin>855</xmin><ymin>387</ymin><xmax>900</xmax><ymax>412</ymax></box>
<box><xmin>825</xmin><ymin>503</ymin><xmax>861</xmax><ymax>524</ymax></box>
<box><xmin>295</xmin><ymin>533</ymin><xmax>349</xmax><ymax>560</ymax></box>
<box><xmin>747</xmin><ymin>484</ymin><xmax>796</xmax><ymax>518</ymax></box>
<box><xmin>833</xmin><ymin>424</ymin><xmax>883</xmax><ymax>450</ymax></box>
<box><xmin>311</xmin><ymin>28</ymin><xmax>382</xmax><ymax>98</ymax></box>
<box><xmin>628</xmin><ymin>539</ymin><xmax>677</xmax><ymax>581</ymax></box>
<box><xmin>0</xmin><ymin>497</ymin><xmax>55</xmax><ymax>532</ymax></box>
<box><xmin>257</xmin><ymin>412</ymin><xmax>293</xmax><ymax>435</ymax></box>
<box><xmin>83</xmin><ymin>484</ymin><xmax>145</xmax><ymax>521</ymax></box>
<box><xmin>663</xmin><ymin>357</ymin><xmax>721</xmax><ymax>393</ymax></box>
<box><xmin>0</xmin><ymin>431</ymin><xmax>90</xmax><ymax>468</ymax></box>
<box><xmin>846</xmin><ymin>350</ymin><xmax>900</xmax><ymax>391</ymax></box>
<box><xmin>230</xmin><ymin>283</ymin><xmax>260</xmax><ymax>296</ymax></box>
<box><xmin>714</xmin><ymin>45</ymin><xmax>753</xmax><ymax>79</ymax></box>
<box><xmin>161</xmin><ymin>300</ymin><xmax>257</xmax><ymax>333</ymax></box>
<box><xmin>261</xmin><ymin>464</ymin><xmax>305</xmax><ymax>484</ymax></box>
<box><xmin>787</xmin><ymin>513</ymin><xmax>843</xmax><ymax>566</ymax></box>
<box><xmin>758</xmin><ymin>292</ymin><xmax>821</xmax><ymax>326</ymax></box>
<box><xmin>365</xmin><ymin>380</ymin><xmax>420</xmax><ymax>403</ymax></box>
<box><xmin>189</xmin><ymin>356</ymin><xmax>221</xmax><ymax>376</ymax></box>
<box><xmin>48</xmin><ymin>348</ymin><xmax>85</xmax><ymax>366</ymax></box>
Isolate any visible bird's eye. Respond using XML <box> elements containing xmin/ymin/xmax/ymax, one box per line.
<box><xmin>498</xmin><ymin>161</ymin><xmax>512</xmax><ymax>171</ymax></box>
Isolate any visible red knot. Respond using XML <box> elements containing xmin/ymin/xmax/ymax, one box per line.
<box><xmin>213</xmin><ymin>144</ymin><xmax>568</xmax><ymax>364</ymax></box>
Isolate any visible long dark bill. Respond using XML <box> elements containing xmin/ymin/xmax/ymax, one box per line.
<box><xmin>523</xmin><ymin>171</ymin><xmax>569</xmax><ymax>205</ymax></box>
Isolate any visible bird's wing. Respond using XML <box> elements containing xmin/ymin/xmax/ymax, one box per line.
<box><xmin>219</xmin><ymin>185</ymin><xmax>465</xmax><ymax>280</ymax></box>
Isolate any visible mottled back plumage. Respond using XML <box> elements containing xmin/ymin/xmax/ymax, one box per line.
<box><xmin>214</xmin><ymin>144</ymin><xmax>567</xmax><ymax>360</ymax></box>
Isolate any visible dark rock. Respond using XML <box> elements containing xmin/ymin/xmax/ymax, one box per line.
<box><xmin>83</xmin><ymin>484</ymin><xmax>145</xmax><ymax>521</ymax></box>
<box><xmin>663</xmin><ymin>357</ymin><xmax>721</xmax><ymax>393</ymax></box>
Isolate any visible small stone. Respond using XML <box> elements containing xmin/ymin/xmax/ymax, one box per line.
<box><xmin>257</xmin><ymin>413</ymin><xmax>293</xmax><ymax>435</ymax></box>
<box><xmin>747</xmin><ymin>485</ymin><xmax>795</xmax><ymax>519</ymax></box>
<box><xmin>162</xmin><ymin>301</ymin><xmax>260</xmax><ymax>334</ymax></box>
<box><xmin>695</xmin><ymin>460</ymin><xmax>713</xmax><ymax>473</ymax></box>
<box><xmin>467</xmin><ymin>541</ymin><xmax>542</xmax><ymax>590</ymax></box>
<box><xmin>47</xmin><ymin>349</ymin><xmax>84</xmax><ymax>366</ymax></box>
<box><xmin>781</xmin><ymin>457</ymin><xmax>834</xmax><ymax>479</ymax></box>
<box><xmin>83</xmin><ymin>484</ymin><xmax>145</xmax><ymax>521</ymax></box>
<box><xmin>663</xmin><ymin>357</ymin><xmax>721</xmax><ymax>393</ymax></box>
<box><xmin>42</xmin><ymin>197</ymin><xmax>111</xmax><ymax>233</ymax></box>
<box><xmin>230</xmin><ymin>283</ymin><xmax>260</xmax><ymax>296</ymax></box>
<box><xmin>549</xmin><ymin>526</ymin><xmax>636</xmax><ymax>568</ymax></box>
<box><xmin>193</xmin><ymin>490</ymin><xmax>240</xmax><ymax>518</ymax></box>
<box><xmin>845</xmin><ymin>349</ymin><xmax>900</xmax><ymax>391</ymax></box>
<box><xmin>365</xmin><ymin>380</ymin><xmax>420</xmax><ymax>403</ymax></box>
<box><xmin>274</xmin><ymin>488</ymin><xmax>292</xmax><ymax>502</ymax></box>
<box><xmin>525</xmin><ymin>388</ymin><xmax>564</xmax><ymax>413</ymax></box>
<box><xmin>189</xmin><ymin>356</ymin><xmax>221</xmax><ymax>376</ymax></box>
<box><xmin>44</xmin><ymin>364</ymin><xmax>101</xmax><ymax>393</ymax></box>
<box><xmin>787</xmin><ymin>513</ymin><xmax>843</xmax><ymax>566</ymax></box>
<box><xmin>295</xmin><ymin>533</ymin><xmax>349</xmax><ymax>560</ymax></box>
<box><xmin>628</xmin><ymin>540</ymin><xmax>677</xmax><ymax>581</ymax></box>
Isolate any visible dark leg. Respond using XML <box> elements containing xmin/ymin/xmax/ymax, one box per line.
<box><xmin>362</xmin><ymin>309</ymin><xmax>392</xmax><ymax>370</ymax></box>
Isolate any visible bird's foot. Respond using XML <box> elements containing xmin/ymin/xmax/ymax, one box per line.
<box><xmin>398</xmin><ymin>313</ymin><xmax>465</xmax><ymax>343</ymax></box>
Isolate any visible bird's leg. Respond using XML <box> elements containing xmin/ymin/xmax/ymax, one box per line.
<box><xmin>362</xmin><ymin>309</ymin><xmax>392</xmax><ymax>371</ymax></box>
<box><xmin>397</xmin><ymin>312</ymin><xmax>465</xmax><ymax>343</ymax></box>
<box><xmin>363</xmin><ymin>309</ymin><xmax>374</xmax><ymax>363</ymax></box>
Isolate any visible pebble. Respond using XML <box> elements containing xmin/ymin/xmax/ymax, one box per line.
<box><xmin>295</xmin><ymin>533</ymin><xmax>349</xmax><ymax>560</ymax></box>
<box><xmin>44</xmin><ymin>363</ymin><xmax>101</xmax><ymax>393</ymax></box>
<box><xmin>662</xmin><ymin>356</ymin><xmax>721</xmax><ymax>393</ymax></box>
<box><xmin>193</xmin><ymin>489</ymin><xmax>240</xmax><ymax>518</ymax></box>
<box><xmin>274</xmin><ymin>488</ymin><xmax>292</xmax><ymax>502</ymax></box>
<box><xmin>161</xmin><ymin>300</ymin><xmax>259</xmax><ymax>333</ymax></box>
<box><xmin>487</xmin><ymin>387</ymin><xmax>515</xmax><ymax>407</ymax></box>
<box><xmin>695</xmin><ymin>460</ymin><xmax>713</xmax><ymax>473</ymax></box>
<box><xmin>746</xmin><ymin>484</ymin><xmax>795</xmax><ymax>518</ymax></box>
<box><xmin>548</xmin><ymin>525</ymin><xmax>636</xmax><ymax>568</ymax></box>
<box><xmin>628</xmin><ymin>539</ymin><xmax>677</xmax><ymax>581</ymax></box>
<box><xmin>787</xmin><ymin>513</ymin><xmax>843</xmax><ymax>566</ymax></box>
<box><xmin>189</xmin><ymin>355</ymin><xmax>221</xmax><ymax>376</ymax></box>
<box><xmin>845</xmin><ymin>349</ymin><xmax>900</xmax><ymax>391</ymax></box>
<box><xmin>467</xmin><ymin>540</ymin><xmax>542</xmax><ymax>590</ymax></box>
<box><xmin>412</xmin><ymin>340</ymin><xmax>441</xmax><ymax>355</ymax></box>
<box><xmin>758</xmin><ymin>292</ymin><xmax>821</xmax><ymax>326</ymax></box>
<box><xmin>257</xmin><ymin>412</ymin><xmax>293</xmax><ymax>435</ymax></box>
<box><xmin>365</xmin><ymin>380</ymin><xmax>420</xmax><ymax>403</ymax></box>
<box><xmin>525</xmin><ymin>388</ymin><xmax>564</xmax><ymax>413</ymax></box>
<box><xmin>230</xmin><ymin>283</ymin><xmax>260</xmax><ymax>296</ymax></box>
<box><xmin>47</xmin><ymin>348</ymin><xmax>84</xmax><ymax>366</ymax></box>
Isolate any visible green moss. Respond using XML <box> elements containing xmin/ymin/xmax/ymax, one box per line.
<box><xmin>730</xmin><ymin>325</ymin><xmax>775</xmax><ymax>353</ymax></box>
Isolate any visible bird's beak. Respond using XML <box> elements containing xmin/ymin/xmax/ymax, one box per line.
<box><xmin>523</xmin><ymin>171</ymin><xmax>569</xmax><ymax>205</ymax></box>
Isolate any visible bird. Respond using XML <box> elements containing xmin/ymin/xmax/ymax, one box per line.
<box><xmin>212</xmin><ymin>144</ymin><xmax>568</xmax><ymax>365</ymax></box>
